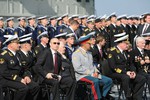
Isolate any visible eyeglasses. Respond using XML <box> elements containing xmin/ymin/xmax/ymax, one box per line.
<box><xmin>53</xmin><ymin>42</ymin><xmax>60</xmax><ymax>45</ymax></box>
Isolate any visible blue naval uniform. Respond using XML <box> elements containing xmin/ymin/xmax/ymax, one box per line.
<box><xmin>47</xmin><ymin>25</ymin><xmax>57</xmax><ymax>40</ymax></box>
<box><xmin>5</xmin><ymin>27</ymin><xmax>15</xmax><ymax>35</ymax></box>
<box><xmin>25</xmin><ymin>25</ymin><xmax>36</xmax><ymax>41</ymax></box>
<box><xmin>0</xmin><ymin>28</ymin><xmax>5</xmax><ymax>44</ymax></box>
<box><xmin>56</xmin><ymin>23</ymin><xmax>68</xmax><ymax>35</ymax></box>
<box><xmin>14</xmin><ymin>26</ymin><xmax>25</xmax><ymax>37</ymax></box>
<box><xmin>65</xmin><ymin>44</ymin><xmax>75</xmax><ymax>61</ymax></box>
<box><xmin>35</xmin><ymin>24</ymin><xmax>47</xmax><ymax>44</ymax></box>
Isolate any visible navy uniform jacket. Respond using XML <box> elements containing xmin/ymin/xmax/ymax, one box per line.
<box><xmin>34</xmin><ymin>48</ymin><xmax>62</xmax><ymax>83</ymax></box>
<box><xmin>16</xmin><ymin>50</ymin><xmax>34</xmax><ymax>78</ymax></box>
<box><xmin>35</xmin><ymin>25</ymin><xmax>47</xmax><ymax>44</ymax></box>
<box><xmin>126</xmin><ymin>25</ymin><xmax>136</xmax><ymax>45</ymax></box>
<box><xmin>0</xmin><ymin>28</ymin><xmax>5</xmax><ymax>43</ymax></box>
<box><xmin>14</xmin><ymin>26</ymin><xmax>25</xmax><ymax>37</ymax></box>
<box><xmin>56</xmin><ymin>24</ymin><xmax>68</xmax><ymax>35</ymax></box>
<box><xmin>65</xmin><ymin>44</ymin><xmax>76</xmax><ymax>61</ymax></box>
<box><xmin>83</xmin><ymin>27</ymin><xmax>95</xmax><ymax>36</ymax></box>
<box><xmin>25</xmin><ymin>25</ymin><xmax>37</xmax><ymax>47</ymax></box>
<box><xmin>47</xmin><ymin>25</ymin><xmax>56</xmax><ymax>39</ymax></box>
<box><xmin>107</xmin><ymin>24</ymin><xmax>119</xmax><ymax>47</ymax></box>
<box><xmin>119</xmin><ymin>24</ymin><xmax>129</xmax><ymax>34</ymax></box>
<box><xmin>34</xmin><ymin>44</ymin><xmax>47</xmax><ymax>59</ymax></box>
<box><xmin>107</xmin><ymin>47</ymin><xmax>136</xmax><ymax>74</ymax></box>
<box><xmin>25</xmin><ymin>25</ymin><xmax>35</xmax><ymax>34</ymax></box>
<box><xmin>5</xmin><ymin>27</ymin><xmax>15</xmax><ymax>35</ymax></box>
<box><xmin>0</xmin><ymin>49</ymin><xmax>22</xmax><ymax>82</ymax></box>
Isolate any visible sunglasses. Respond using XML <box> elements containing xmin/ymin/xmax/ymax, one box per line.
<box><xmin>53</xmin><ymin>42</ymin><xmax>60</xmax><ymax>45</ymax></box>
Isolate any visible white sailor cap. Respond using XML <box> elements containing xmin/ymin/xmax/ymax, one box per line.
<box><xmin>87</xmin><ymin>15</ymin><xmax>96</xmax><ymax>20</ymax></box>
<box><xmin>142</xmin><ymin>32</ymin><xmax>150</xmax><ymax>37</ymax></box>
<box><xmin>100</xmin><ymin>14</ymin><xmax>107</xmax><ymax>19</ymax></box>
<box><xmin>108</xmin><ymin>12</ymin><xmax>117</xmax><ymax>19</ymax></box>
<box><xmin>117</xmin><ymin>14</ymin><xmax>127</xmax><ymax>20</ymax></box>
<box><xmin>54</xmin><ymin>32</ymin><xmax>67</xmax><ymax>38</ymax></box>
<box><xmin>37</xmin><ymin>16</ymin><xmax>47</xmax><ymax>20</ymax></box>
<box><xmin>141</xmin><ymin>12</ymin><xmax>149</xmax><ymax>17</ymax></box>
<box><xmin>66</xmin><ymin>33</ymin><xmax>75</xmax><ymax>38</ymax></box>
<box><xmin>49</xmin><ymin>16</ymin><xmax>58</xmax><ymax>20</ymax></box>
<box><xmin>0</xmin><ymin>17</ymin><xmax>3</xmax><ymax>20</ymax></box>
<box><xmin>20</xmin><ymin>37</ymin><xmax>32</xmax><ymax>44</ymax></box>
<box><xmin>61</xmin><ymin>13</ymin><xmax>68</xmax><ymax>18</ymax></box>
<box><xmin>3</xmin><ymin>34</ymin><xmax>19</xmax><ymax>45</ymax></box>
<box><xmin>27</xmin><ymin>16</ymin><xmax>36</xmax><ymax>20</ymax></box>
<box><xmin>114</xmin><ymin>34</ymin><xmax>129</xmax><ymax>43</ymax></box>
<box><xmin>17</xmin><ymin>17</ymin><xmax>26</xmax><ymax>21</ymax></box>
<box><xmin>19</xmin><ymin>33</ymin><xmax>32</xmax><ymax>39</ymax></box>
<box><xmin>37</xmin><ymin>31</ymin><xmax>49</xmax><ymax>39</ymax></box>
<box><xmin>79</xmin><ymin>15</ymin><xmax>88</xmax><ymax>19</ymax></box>
<box><xmin>114</xmin><ymin>32</ymin><xmax>126</xmax><ymax>37</ymax></box>
<box><xmin>71</xmin><ymin>15</ymin><xmax>79</xmax><ymax>18</ymax></box>
<box><xmin>57</xmin><ymin>17</ymin><xmax>62</xmax><ymax>21</ymax></box>
<box><xmin>86</xmin><ymin>18</ymin><xmax>95</xmax><ymax>23</ymax></box>
<box><xmin>6</xmin><ymin>17</ymin><xmax>14</xmax><ymax>22</ymax></box>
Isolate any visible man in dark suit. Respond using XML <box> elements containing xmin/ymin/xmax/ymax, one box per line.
<box><xmin>107</xmin><ymin>34</ymin><xmax>146</xmax><ymax>100</ymax></box>
<box><xmin>91</xmin><ymin>35</ymin><xmax>107</xmax><ymax>67</ymax></box>
<box><xmin>35</xmin><ymin>38</ymin><xmax>62</xmax><ymax>100</ymax></box>
<box><xmin>131</xmin><ymin>37</ymin><xmax>150</xmax><ymax>93</ymax></box>
<box><xmin>63</xmin><ymin>19</ymin><xmax>79</xmax><ymax>40</ymax></box>
<box><xmin>137</xmin><ymin>13</ymin><xmax>150</xmax><ymax>37</ymax></box>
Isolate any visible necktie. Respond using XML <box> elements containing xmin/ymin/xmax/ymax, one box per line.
<box><xmin>122</xmin><ymin>51</ymin><xmax>127</xmax><ymax>59</ymax></box>
<box><xmin>141</xmin><ymin>50</ymin><xmax>144</xmax><ymax>57</ymax></box>
<box><xmin>26</xmin><ymin>53</ymin><xmax>29</xmax><ymax>57</ymax></box>
<box><xmin>99</xmin><ymin>49</ymin><xmax>103</xmax><ymax>58</ymax></box>
<box><xmin>54</xmin><ymin>53</ymin><xmax>58</xmax><ymax>74</ymax></box>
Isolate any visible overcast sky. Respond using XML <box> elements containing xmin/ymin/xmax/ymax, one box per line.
<box><xmin>95</xmin><ymin>0</ymin><xmax>150</xmax><ymax>17</ymax></box>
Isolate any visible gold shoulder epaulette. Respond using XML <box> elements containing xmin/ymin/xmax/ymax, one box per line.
<box><xmin>110</xmin><ymin>47</ymin><xmax>116</xmax><ymax>51</ymax></box>
<box><xmin>1</xmin><ymin>50</ymin><xmax>7</xmax><ymax>55</ymax></box>
<box><xmin>75</xmin><ymin>49</ymin><xmax>80</xmax><ymax>53</ymax></box>
<box><xmin>84</xmin><ymin>28</ymin><xmax>89</xmax><ymax>32</ymax></box>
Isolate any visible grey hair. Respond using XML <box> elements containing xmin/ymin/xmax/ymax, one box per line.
<box><xmin>136</xmin><ymin>36</ymin><xmax>145</xmax><ymax>45</ymax></box>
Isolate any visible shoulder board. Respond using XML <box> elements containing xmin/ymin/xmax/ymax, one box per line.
<box><xmin>110</xmin><ymin>47</ymin><xmax>116</xmax><ymax>51</ymax></box>
<box><xmin>84</xmin><ymin>28</ymin><xmax>89</xmax><ymax>32</ymax></box>
<box><xmin>1</xmin><ymin>50</ymin><xmax>7</xmax><ymax>55</ymax></box>
<box><xmin>75</xmin><ymin>49</ymin><xmax>80</xmax><ymax>53</ymax></box>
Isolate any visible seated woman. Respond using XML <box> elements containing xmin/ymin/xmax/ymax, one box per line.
<box><xmin>57</xmin><ymin>41</ymin><xmax>76</xmax><ymax>100</ymax></box>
